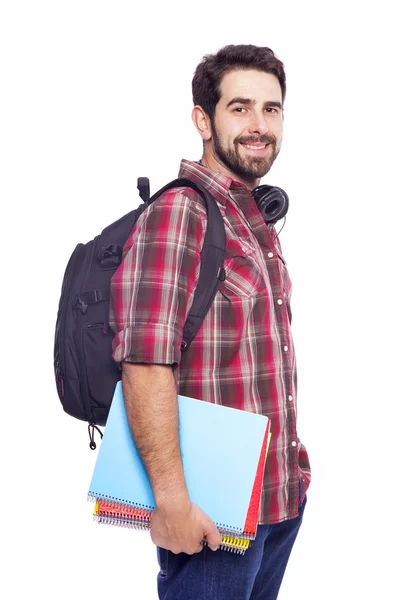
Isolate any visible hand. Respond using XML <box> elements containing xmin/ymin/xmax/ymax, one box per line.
<box><xmin>150</xmin><ymin>496</ymin><xmax>222</xmax><ymax>555</ymax></box>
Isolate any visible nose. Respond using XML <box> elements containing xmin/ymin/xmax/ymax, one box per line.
<box><xmin>248</xmin><ymin>111</ymin><xmax>269</xmax><ymax>136</ymax></box>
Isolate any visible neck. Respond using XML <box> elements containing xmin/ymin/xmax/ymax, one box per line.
<box><xmin>200</xmin><ymin>149</ymin><xmax>260</xmax><ymax>191</ymax></box>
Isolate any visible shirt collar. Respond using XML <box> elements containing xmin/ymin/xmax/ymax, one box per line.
<box><xmin>178</xmin><ymin>158</ymin><xmax>251</xmax><ymax>207</ymax></box>
<box><xmin>178</xmin><ymin>158</ymin><xmax>276</xmax><ymax>233</ymax></box>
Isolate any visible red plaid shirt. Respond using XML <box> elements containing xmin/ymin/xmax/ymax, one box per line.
<box><xmin>109</xmin><ymin>159</ymin><xmax>311</xmax><ymax>524</ymax></box>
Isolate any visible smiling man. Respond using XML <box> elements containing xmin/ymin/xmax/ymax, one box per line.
<box><xmin>196</xmin><ymin>69</ymin><xmax>283</xmax><ymax>186</ymax></box>
<box><xmin>109</xmin><ymin>44</ymin><xmax>311</xmax><ymax>600</ymax></box>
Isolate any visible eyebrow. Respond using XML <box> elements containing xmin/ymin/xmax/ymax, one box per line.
<box><xmin>226</xmin><ymin>97</ymin><xmax>283</xmax><ymax>110</ymax></box>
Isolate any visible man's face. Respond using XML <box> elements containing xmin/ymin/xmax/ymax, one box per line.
<box><xmin>210</xmin><ymin>69</ymin><xmax>283</xmax><ymax>183</ymax></box>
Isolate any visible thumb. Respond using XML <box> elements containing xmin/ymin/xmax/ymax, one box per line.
<box><xmin>203</xmin><ymin>519</ymin><xmax>222</xmax><ymax>551</ymax></box>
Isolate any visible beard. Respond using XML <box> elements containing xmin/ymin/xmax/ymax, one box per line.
<box><xmin>210</xmin><ymin>119</ymin><xmax>280</xmax><ymax>181</ymax></box>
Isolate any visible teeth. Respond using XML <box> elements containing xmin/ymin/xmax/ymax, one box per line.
<box><xmin>243</xmin><ymin>144</ymin><xmax>267</xmax><ymax>150</ymax></box>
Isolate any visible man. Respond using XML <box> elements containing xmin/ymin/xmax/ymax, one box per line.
<box><xmin>109</xmin><ymin>44</ymin><xmax>311</xmax><ymax>600</ymax></box>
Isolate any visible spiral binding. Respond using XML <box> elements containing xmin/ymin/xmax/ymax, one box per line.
<box><xmin>218</xmin><ymin>535</ymin><xmax>251</xmax><ymax>554</ymax></box>
<box><xmin>92</xmin><ymin>498</ymin><xmax>253</xmax><ymax>554</ymax></box>
<box><xmin>87</xmin><ymin>491</ymin><xmax>154</xmax><ymax>512</ymax></box>
<box><xmin>94</xmin><ymin>514</ymin><xmax>151</xmax><ymax>531</ymax></box>
<box><xmin>88</xmin><ymin>494</ymin><xmax>254</xmax><ymax>538</ymax></box>
<box><xmin>92</xmin><ymin>498</ymin><xmax>151</xmax><ymax>531</ymax></box>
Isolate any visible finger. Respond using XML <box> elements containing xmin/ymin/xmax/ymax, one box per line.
<box><xmin>194</xmin><ymin>542</ymin><xmax>204</xmax><ymax>554</ymax></box>
<box><xmin>185</xmin><ymin>542</ymin><xmax>203</xmax><ymax>555</ymax></box>
<box><xmin>203</xmin><ymin>526</ymin><xmax>222</xmax><ymax>550</ymax></box>
<box><xmin>207</xmin><ymin>540</ymin><xmax>220</xmax><ymax>551</ymax></box>
<box><xmin>203</xmin><ymin>534</ymin><xmax>220</xmax><ymax>552</ymax></box>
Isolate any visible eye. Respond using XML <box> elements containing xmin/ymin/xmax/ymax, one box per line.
<box><xmin>233</xmin><ymin>107</ymin><xmax>246</xmax><ymax>113</ymax></box>
<box><xmin>265</xmin><ymin>107</ymin><xmax>278</xmax><ymax>113</ymax></box>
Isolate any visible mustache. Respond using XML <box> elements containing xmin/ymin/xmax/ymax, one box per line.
<box><xmin>235</xmin><ymin>135</ymin><xmax>276</xmax><ymax>145</ymax></box>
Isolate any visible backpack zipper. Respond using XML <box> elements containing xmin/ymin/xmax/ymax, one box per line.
<box><xmin>80</xmin><ymin>235</ymin><xmax>100</xmax><ymax>294</ymax></box>
<box><xmin>86</xmin><ymin>322</ymin><xmax>109</xmax><ymax>334</ymax></box>
<box><xmin>56</xmin><ymin>244</ymin><xmax>84</xmax><ymax>391</ymax></box>
<box><xmin>78</xmin><ymin>321</ymin><xmax>110</xmax><ymax>425</ymax></box>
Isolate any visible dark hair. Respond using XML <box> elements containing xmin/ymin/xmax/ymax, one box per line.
<box><xmin>192</xmin><ymin>44</ymin><xmax>286</xmax><ymax>121</ymax></box>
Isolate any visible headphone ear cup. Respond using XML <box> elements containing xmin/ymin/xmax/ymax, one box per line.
<box><xmin>252</xmin><ymin>185</ymin><xmax>289</xmax><ymax>224</ymax></box>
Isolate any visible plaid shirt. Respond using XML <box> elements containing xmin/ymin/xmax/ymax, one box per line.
<box><xmin>109</xmin><ymin>159</ymin><xmax>311</xmax><ymax>524</ymax></box>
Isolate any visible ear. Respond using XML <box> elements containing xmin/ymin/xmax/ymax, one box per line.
<box><xmin>192</xmin><ymin>105</ymin><xmax>212</xmax><ymax>141</ymax></box>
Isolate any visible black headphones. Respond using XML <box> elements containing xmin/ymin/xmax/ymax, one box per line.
<box><xmin>252</xmin><ymin>185</ymin><xmax>289</xmax><ymax>224</ymax></box>
<box><xmin>196</xmin><ymin>161</ymin><xmax>289</xmax><ymax>225</ymax></box>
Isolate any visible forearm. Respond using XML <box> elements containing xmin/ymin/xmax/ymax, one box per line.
<box><xmin>121</xmin><ymin>362</ymin><xmax>188</xmax><ymax>507</ymax></box>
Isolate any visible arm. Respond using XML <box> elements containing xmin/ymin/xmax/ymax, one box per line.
<box><xmin>110</xmin><ymin>191</ymin><xmax>222</xmax><ymax>554</ymax></box>
<box><xmin>122</xmin><ymin>362</ymin><xmax>221</xmax><ymax>554</ymax></box>
<box><xmin>122</xmin><ymin>362</ymin><xmax>187</xmax><ymax>504</ymax></box>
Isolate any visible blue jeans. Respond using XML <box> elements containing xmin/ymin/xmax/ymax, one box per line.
<box><xmin>156</xmin><ymin>483</ymin><xmax>307</xmax><ymax>600</ymax></box>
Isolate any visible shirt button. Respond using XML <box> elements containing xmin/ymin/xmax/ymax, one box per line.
<box><xmin>283</xmin><ymin>345</ymin><xmax>288</xmax><ymax>352</ymax></box>
<box><xmin>288</xmin><ymin>395</ymin><xmax>293</xmax><ymax>401</ymax></box>
<box><xmin>291</xmin><ymin>441</ymin><xmax>297</xmax><ymax>447</ymax></box>
<box><xmin>267</xmin><ymin>251</ymin><xmax>274</xmax><ymax>258</ymax></box>
<box><xmin>277</xmin><ymin>299</ymin><xmax>283</xmax><ymax>305</ymax></box>
<box><xmin>241</xmin><ymin>246</ymin><xmax>247</xmax><ymax>253</ymax></box>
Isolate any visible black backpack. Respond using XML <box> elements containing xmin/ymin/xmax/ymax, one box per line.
<box><xmin>54</xmin><ymin>178</ymin><xmax>226</xmax><ymax>449</ymax></box>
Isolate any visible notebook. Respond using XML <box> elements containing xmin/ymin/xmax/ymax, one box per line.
<box><xmin>88</xmin><ymin>381</ymin><xmax>271</xmax><ymax>550</ymax></box>
<box><xmin>91</xmin><ymin>421</ymin><xmax>271</xmax><ymax>554</ymax></box>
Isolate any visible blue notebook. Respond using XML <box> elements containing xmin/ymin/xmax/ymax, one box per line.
<box><xmin>88</xmin><ymin>381</ymin><xmax>270</xmax><ymax>535</ymax></box>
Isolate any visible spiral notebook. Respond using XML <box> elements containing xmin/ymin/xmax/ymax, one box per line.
<box><xmin>88</xmin><ymin>381</ymin><xmax>271</xmax><ymax>553</ymax></box>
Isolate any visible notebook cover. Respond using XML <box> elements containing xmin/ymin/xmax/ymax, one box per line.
<box><xmin>242</xmin><ymin>429</ymin><xmax>271</xmax><ymax>537</ymax></box>
<box><xmin>89</xmin><ymin>381</ymin><xmax>270</xmax><ymax>535</ymax></box>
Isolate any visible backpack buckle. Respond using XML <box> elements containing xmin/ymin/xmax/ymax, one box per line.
<box><xmin>217</xmin><ymin>266</ymin><xmax>226</xmax><ymax>282</ymax></box>
<box><xmin>72</xmin><ymin>296</ymin><xmax>88</xmax><ymax>314</ymax></box>
<box><xmin>97</xmin><ymin>244</ymin><xmax>122</xmax><ymax>267</ymax></box>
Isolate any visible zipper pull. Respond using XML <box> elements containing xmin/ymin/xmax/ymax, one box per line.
<box><xmin>88</xmin><ymin>422</ymin><xmax>103</xmax><ymax>450</ymax></box>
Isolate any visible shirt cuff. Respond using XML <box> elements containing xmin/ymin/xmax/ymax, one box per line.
<box><xmin>111</xmin><ymin>322</ymin><xmax>182</xmax><ymax>368</ymax></box>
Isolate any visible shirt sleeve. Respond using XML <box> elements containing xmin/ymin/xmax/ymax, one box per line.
<box><xmin>109</xmin><ymin>190</ymin><xmax>207</xmax><ymax>368</ymax></box>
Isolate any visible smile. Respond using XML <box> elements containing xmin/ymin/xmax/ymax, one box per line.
<box><xmin>243</xmin><ymin>144</ymin><xmax>267</xmax><ymax>149</ymax></box>
<box><xmin>240</xmin><ymin>143</ymin><xmax>270</xmax><ymax>153</ymax></box>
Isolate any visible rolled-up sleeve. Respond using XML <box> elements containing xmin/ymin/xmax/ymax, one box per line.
<box><xmin>109</xmin><ymin>190</ymin><xmax>206</xmax><ymax>368</ymax></box>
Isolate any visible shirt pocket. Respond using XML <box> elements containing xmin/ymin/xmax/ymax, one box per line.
<box><xmin>220</xmin><ymin>237</ymin><xmax>266</xmax><ymax>298</ymax></box>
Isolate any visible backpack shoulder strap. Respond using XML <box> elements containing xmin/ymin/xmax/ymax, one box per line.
<box><xmin>149</xmin><ymin>177</ymin><xmax>226</xmax><ymax>353</ymax></box>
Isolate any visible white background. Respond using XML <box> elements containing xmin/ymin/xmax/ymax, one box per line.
<box><xmin>1</xmin><ymin>1</ymin><xmax>399</xmax><ymax>599</ymax></box>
